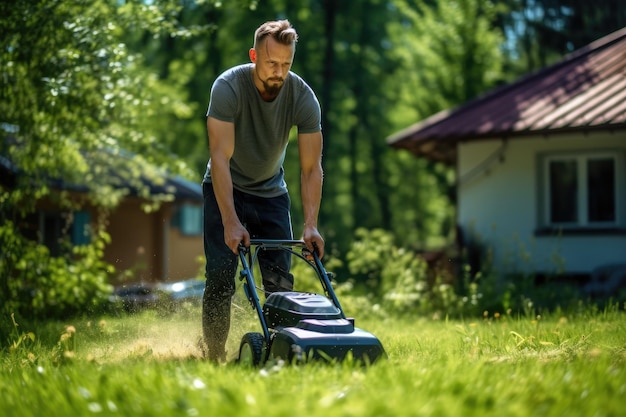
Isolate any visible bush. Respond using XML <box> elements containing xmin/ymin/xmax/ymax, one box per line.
<box><xmin>345</xmin><ymin>228</ymin><xmax>402</xmax><ymax>294</ymax></box>
<box><xmin>344</xmin><ymin>228</ymin><xmax>434</xmax><ymax>315</ymax></box>
<box><xmin>341</xmin><ymin>228</ymin><xmax>499</xmax><ymax>319</ymax></box>
<box><xmin>0</xmin><ymin>220</ymin><xmax>114</xmax><ymax>321</ymax></box>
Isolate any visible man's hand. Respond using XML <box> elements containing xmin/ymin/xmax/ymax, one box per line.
<box><xmin>224</xmin><ymin>220</ymin><xmax>250</xmax><ymax>254</ymax></box>
<box><xmin>303</xmin><ymin>225</ymin><xmax>324</xmax><ymax>259</ymax></box>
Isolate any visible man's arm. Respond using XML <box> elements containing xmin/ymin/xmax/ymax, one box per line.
<box><xmin>207</xmin><ymin>116</ymin><xmax>250</xmax><ymax>253</ymax></box>
<box><xmin>298</xmin><ymin>131</ymin><xmax>325</xmax><ymax>258</ymax></box>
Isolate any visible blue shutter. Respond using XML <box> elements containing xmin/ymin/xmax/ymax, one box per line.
<box><xmin>72</xmin><ymin>211</ymin><xmax>91</xmax><ymax>245</ymax></box>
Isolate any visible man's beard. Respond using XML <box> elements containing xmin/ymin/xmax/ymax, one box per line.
<box><xmin>262</xmin><ymin>77</ymin><xmax>283</xmax><ymax>98</ymax></box>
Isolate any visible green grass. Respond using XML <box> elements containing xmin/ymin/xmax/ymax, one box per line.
<box><xmin>2</xmin><ymin>302</ymin><xmax>626</xmax><ymax>417</ymax></box>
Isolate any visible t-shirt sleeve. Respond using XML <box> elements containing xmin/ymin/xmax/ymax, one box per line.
<box><xmin>295</xmin><ymin>85</ymin><xmax>322</xmax><ymax>134</ymax></box>
<box><xmin>206</xmin><ymin>78</ymin><xmax>237</xmax><ymax>122</ymax></box>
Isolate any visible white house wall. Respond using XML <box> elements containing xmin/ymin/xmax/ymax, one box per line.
<box><xmin>457</xmin><ymin>131</ymin><xmax>626</xmax><ymax>276</ymax></box>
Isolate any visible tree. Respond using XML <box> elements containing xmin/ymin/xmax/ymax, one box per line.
<box><xmin>496</xmin><ymin>0</ymin><xmax>626</xmax><ymax>73</ymax></box>
<box><xmin>377</xmin><ymin>0</ymin><xmax>506</xmax><ymax>249</ymax></box>
<box><xmin>0</xmin><ymin>0</ymin><xmax>200</xmax><ymax>210</ymax></box>
<box><xmin>0</xmin><ymin>0</ymin><xmax>207</xmax><ymax>318</ymax></box>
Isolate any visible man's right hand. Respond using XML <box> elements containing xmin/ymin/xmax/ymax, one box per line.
<box><xmin>224</xmin><ymin>221</ymin><xmax>250</xmax><ymax>254</ymax></box>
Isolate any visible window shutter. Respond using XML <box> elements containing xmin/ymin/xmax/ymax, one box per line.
<box><xmin>72</xmin><ymin>211</ymin><xmax>91</xmax><ymax>245</ymax></box>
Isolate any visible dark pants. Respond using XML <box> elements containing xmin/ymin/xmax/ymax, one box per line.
<box><xmin>201</xmin><ymin>182</ymin><xmax>294</xmax><ymax>360</ymax></box>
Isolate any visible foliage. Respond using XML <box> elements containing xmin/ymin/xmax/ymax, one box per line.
<box><xmin>389</xmin><ymin>0</ymin><xmax>505</xmax><ymax>113</ymax></box>
<box><xmin>5</xmin><ymin>314</ymin><xmax>37</xmax><ymax>361</ymax></box>
<box><xmin>0</xmin><ymin>0</ymin><xmax>197</xmax><ymax>211</ymax></box>
<box><xmin>340</xmin><ymin>228</ymin><xmax>473</xmax><ymax>318</ymax></box>
<box><xmin>345</xmin><ymin>228</ymin><xmax>399</xmax><ymax>292</ymax></box>
<box><xmin>341</xmin><ymin>227</ymin><xmax>455</xmax><ymax>316</ymax></box>
<box><xmin>0</xmin><ymin>0</ymin><xmax>205</xmax><ymax>319</ymax></box>
<box><xmin>0</xmin><ymin>220</ymin><xmax>114</xmax><ymax>320</ymax></box>
<box><xmin>498</xmin><ymin>0</ymin><xmax>626</xmax><ymax>72</ymax></box>
<box><xmin>339</xmin><ymin>227</ymin><xmax>612</xmax><ymax>320</ymax></box>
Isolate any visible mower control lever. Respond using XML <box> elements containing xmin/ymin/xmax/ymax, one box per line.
<box><xmin>237</xmin><ymin>243</ymin><xmax>248</xmax><ymax>255</ymax></box>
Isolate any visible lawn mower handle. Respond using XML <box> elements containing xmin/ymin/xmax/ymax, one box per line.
<box><xmin>237</xmin><ymin>244</ymin><xmax>271</xmax><ymax>341</ymax></box>
<box><xmin>239</xmin><ymin>239</ymin><xmax>345</xmax><ymax>317</ymax></box>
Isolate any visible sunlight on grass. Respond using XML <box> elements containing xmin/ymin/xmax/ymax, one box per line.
<box><xmin>87</xmin><ymin>317</ymin><xmax>203</xmax><ymax>362</ymax></box>
<box><xmin>2</xmin><ymin>304</ymin><xmax>626</xmax><ymax>417</ymax></box>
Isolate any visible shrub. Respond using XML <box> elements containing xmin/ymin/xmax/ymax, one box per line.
<box><xmin>380</xmin><ymin>246</ymin><xmax>429</xmax><ymax>314</ymax></box>
<box><xmin>344</xmin><ymin>228</ymin><xmax>434</xmax><ymax>316</ymax></box>
<box><xmin>345</xmin><ymin>228</ymin><xmax>400</xmax><ymax>294</ymax></box>
<box><xmin>0</xmin><ymin>220</ymin><xmax>114</xmax><ymax>321</ymax></box>
<box><xmin>341</xmin><ymin>228</ymin><xmax>502</xmax><ymax>318</ymax></box>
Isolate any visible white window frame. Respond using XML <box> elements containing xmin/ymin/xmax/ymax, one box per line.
<box><xmin>541</xmin><ymin>150</ymin><xmax>624</xmax><ymax>229</ymax></box>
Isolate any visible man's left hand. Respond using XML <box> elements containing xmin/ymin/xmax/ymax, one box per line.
<box><xmin>302</xmin><ymin>226</ymin><xmax>324</xmax><ymax>259</ymax></box>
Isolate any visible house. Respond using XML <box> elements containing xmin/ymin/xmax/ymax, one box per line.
<box><xmin>1</xmin><ymin>149</ymin><xmax>205</xmax><ymax>284</ymax></box>
<box><xmin>104</xmin><ymin>175</ymin><xmax>205</xmax><ymax>283</ymax></box>
<box><xmin>387</xmin><ymin>28</ymin><xmax>626</xmax><ymax>294</ymax></box>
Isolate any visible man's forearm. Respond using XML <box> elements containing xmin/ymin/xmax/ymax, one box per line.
<box><xmin>211</xmin><ymin>160</ymin><xmax>238</xmax><ymax>226</ymax></box>
<box><xmin>301</xmin><ymin>166</ymin><xmax>323</xmax><ymax>228</ymax></box>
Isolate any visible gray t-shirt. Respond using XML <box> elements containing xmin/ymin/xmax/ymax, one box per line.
<box><xmin>203</xmin><ymin>63</ymin><xmax>321</xmax><ymax>197</ymax></box>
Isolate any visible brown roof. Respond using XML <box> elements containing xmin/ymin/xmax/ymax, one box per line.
<box><xmin>387</xmin><ymin>27</ymin><xmax>626</xmax><ymax>163</ymax></box>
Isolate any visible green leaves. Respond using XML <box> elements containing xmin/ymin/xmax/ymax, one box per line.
<box><xmin>0</xmin><ymin>220</ymin><xmax>114</xmax><ymax>320</ymax></box>
<box><xmin>1</xmin><ymin>0</ymin><xmax>196</xmax><ymax>208</ymax></box>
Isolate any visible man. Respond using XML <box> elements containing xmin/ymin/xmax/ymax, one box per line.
<box><xmin>202</xmin><ymin>19</ymin><xmax>325</xmax><ymax>362</ymax></box>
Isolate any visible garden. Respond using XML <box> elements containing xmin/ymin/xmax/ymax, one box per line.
<box><xmin>3</xmin><ymin>229</ymin><xmax>625</xmax><ymax>417</ymax></box>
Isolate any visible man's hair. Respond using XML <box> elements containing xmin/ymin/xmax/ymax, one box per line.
<box><xmin>253</xmin><ymin>20</ymin><xmax>298</xmax><ymax>49</ymax></box>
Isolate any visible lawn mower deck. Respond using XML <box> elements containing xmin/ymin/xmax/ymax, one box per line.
<box><xmin>237</xmin><ymin>240</ymin><xmax>386</xmax><ymax>366</ymax></box>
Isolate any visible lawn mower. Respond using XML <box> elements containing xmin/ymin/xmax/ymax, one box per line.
<box><xmin>237</xmin><ymin>239</ymin><xmax>386</xmax><ymax>366</ymax></box>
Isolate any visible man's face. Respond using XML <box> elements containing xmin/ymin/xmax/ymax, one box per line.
<box><xmin>250</xmin><ymin>36</ymin><xmax>294</xmax><ymax>99</ymax></box>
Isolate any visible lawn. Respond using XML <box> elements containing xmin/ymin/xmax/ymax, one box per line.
<box><xmin>2</xmin><ymin>301</ymin><xmax>625</xmax><ymax>417</ymax></box>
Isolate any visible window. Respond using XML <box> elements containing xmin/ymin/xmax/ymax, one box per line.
<box><xmin>542</xmin><ymin>152</ymin><xmax>621</xmax><ymax>228</ymax></box>
<box><xmin>172</xmin><ymin>204</ymin><xmax>203</xmax><ymax>236</ymax></box>
<box><xmin>41</xmin><ymin>211</ymin><xmax>64</xmax><ymax>257</ymax></box>
<box><xmin>39</xmin><ymin>210</ymin><xmax>91</xmax><ymax>255</ymax></box>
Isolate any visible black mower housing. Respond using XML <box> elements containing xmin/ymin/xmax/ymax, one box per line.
<box><xmin>263</xmin><ymin>292</ymin><xmax>385</xmax><ymax>363</ymax></box>
<box><xmin>263</xmin><ymin>292</ymin><xmax>342</xmax><ymax>327</ymax></box>
<box><xmin>238</xmin><ymin>240</ymin><xmax>386</xmax><ymax>365</ymax></box>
